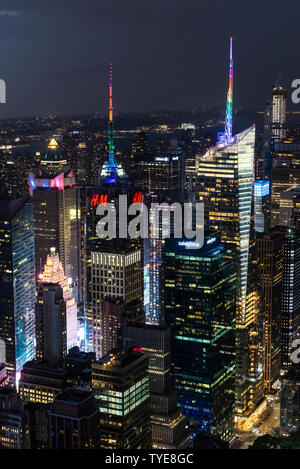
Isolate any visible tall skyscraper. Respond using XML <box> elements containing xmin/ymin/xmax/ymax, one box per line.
<box><xmin>261</xmin><ymin>101</ymin><xmax>272</xmax><ymax>180</ymax></box>
<box><xmin>90</xmin><ymin>250</ymin><xmax>143</xmax><ymax>358</ymax></box>
<box><xmin>281</xmin><ymin>228</ymin><xmax>300</xmax><ymax>370</ymax></box>
<box><xmin>28</xmin><ymin>138</ymin><xmax>81</xmax><ymax>305</ymax></box>
<box><xmin>272</xmin><ymin>86</ymin><xmax>287</xmax><ymax>142</ymax></box>
<box><xmin>197</xmin><ymin>39</ymin><xmax>263</xmax><ymax>422</ymax></box>
<box><xmin>164</xmin><ymin>235</ymin><xmax>236</xmax><ymax>441</ymax></box>
<box><xmin>36</xmin><ymin>248</ymin><xmax>78</xmax><ymax>358</ymax></box>
<box><xmin>143</xmin><ymin>192</ymin><xmax>165</xmax><ymax>325</ymax></box>
<box><xmin>279</xmin><ymin>186</ymin><xmax>300</xmax><ymax>229</ymax></box>
<box><xmin>271</xmin><ymin>166</ymin><xmax>300</xmax><ymax>227</ymax></box>
<box><xmin>0</xmin><ymin>194</ymin><xmax>36</xmax><ymax>383</ymax></box>
<box><xmin>256</xmin><ymin>229</ymin><xmax>284</xmax><ymax>392</ymax></box>
<box><xmin>84</xmin><ymin>65</ymin><xmax>143</xmax><ymax>356</ymax></box>
<box><xmin>123</xmin><ymin>323</ymin><xmax>189</xmax><ymax>449</ymax></box>
<box><xmin>92</xmin><ymin>348</ymin><xmax>151</xmax><ymax>449</ymax></box>
<box><xmin>133</xmin><ymin>153</ymin><xmax>182</xmax><ymax>200</ymax></box>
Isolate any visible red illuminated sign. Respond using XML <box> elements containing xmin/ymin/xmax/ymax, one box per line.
<box><xmin>90</xmin><ymin>194</ymin><xmax>108</xmax><ymax>207</ymax></box>
<box><xmin>90</xmin><ymin>192</ymin><xmax>143</xmax><ymax>207</ymax></box>
<box><xmin>133</xmin><ymin>192</ymin><xmax>142</xmax><ymax>204</ymax></box>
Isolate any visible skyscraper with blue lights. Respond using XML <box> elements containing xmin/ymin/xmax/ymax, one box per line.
<box><xmin>0</xmin><ymin>194</ymin><xmax>36</xmax><ymax>383</ymax></box>
<box><xmin>164</xmin><ymin>235</ymin><xmax>236</xmax><ymax>441</ymax></box>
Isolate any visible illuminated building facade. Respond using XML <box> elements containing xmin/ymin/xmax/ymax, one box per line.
<box><xmin>197</xmin><ymin>127</ymin><xmax>261</xmax><ymax>417</ymax></box>
<box><xmin>143</xmin><ymin>192</ymin><xmax>164</xmax><ymax>325</ymax></box>
<box><xmin>37</xmin><ymin>248</ymin><xmax>78</xmax><ymax>356</ymax></box>
<box><xmin>0</xmin><ymin>388</ymin><xmax>24</xmax><ymax>449</ymax></box>
<box><xmin>254</xmin><ymin>180</ymin><xmax>270</xmax><ymax>233</ymax></box>
<box><xmin>133</xmin><ymin>153</ymin><xmax>182</xmax><ymax>199</ymax></box>
<box><xmin>131</xmin><ymin>131</ymin><xmax>149</xmax><ymax>158</ymax></box>
<box><xmin>19</xmin><ymin>360</ymin><xmax>67</xmax><ymax>405</ymax></box>
<box><xmin>197</xmin><ymin>39</ymin><xmax>263</xmax><ymax>420</ymax></box>
<box><xmin>90</xmin><ymin>249</ymin><xmax>143</xmax><ymax>358</ymax></box>
<box><xmin>164</xmin><ymin>235</ymin><xmax>236</xmax><ymax>441</ymax></box>
<box><xmin>272</xmin><ymin>86</ymin><xmax>287</xmax><ymax>142</ymax></box>
<box><xmin>0</xmin><ymin>194</ymin><xmax>35</xmax><ymax>383</ymax></box>
<box><xmin>0</xmin><ymin>365</ymin><xmax>8</xmax><ymax>387</ymax></box>
<box><xmin>92</xmin><ymin>348</ymin><xmax>151</xmax><ymax>449</ymax></box>
<box><xmin>272</xmin><ymin>142</ymin><xmax>300</xmax><ymax>168</ymax></box>
<box><xmin>279</xmin><ymin>186</ymin><xmax>300</xmax><ymax>229</ymax></box>
<box><xmin>261</xmin><ymin>101</ymin><xmax>272</xmax><ymax>180</ymax></box>
<box><xmin>256</xmin><ymin>229</ymin><xmax>283</xmax><ymax>392</ymax></box>
<box><xmin>123</xmin><ymin>323</ymin><xmax>189</xmax><ymax>449</ymax></box>
<box><xmin>29</xmin><ymin>138</ymin><xmax>81</xmax><ymax>305</ymax></box>
<box><xmin>281</xmin><ymin>229</ymin><xmax>300</xmax><ymax>369</ymax></box>
<box><xmin>270</xmin><ymin>167</ymin><xmax>300</xmax><ymax>227</ymax></box>
<box><xmin>36</xmin><ymin>283</ymin><xmax>68</xmax><ymax>366</ymax></box>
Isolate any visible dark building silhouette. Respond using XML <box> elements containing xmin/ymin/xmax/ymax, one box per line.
<box><xmin>49</xmin><ymin>389</ymin><xmax>99</xmax><ymax>449</ymax></box>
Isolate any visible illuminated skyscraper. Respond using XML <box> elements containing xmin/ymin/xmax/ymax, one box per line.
<box><xmin>84</xmin><ymin>65</ymin><xmax>143</xmax><ymax>356</ymax></box>
<box><xmin>270</xmin><ymin>146</ymin><xmax>300</xmax><ymax>227</ymax></box>
<box><xmin>272</xmin><ymin>86</ymin><xmax>287</xmax><ymax>142</ymax></box>
<box><xmin>36</xmin><ymin>248</ymin><xmax>78</xmax><ymax>362</ymax></box>
<box><xmin>281</xmin><ymin>228</ymin><xmax>300</xmax><ymax>370</ymax></box>
<box><xmin>90</xmin><ymin>249</ymin><xmax>143</xmax><ymax>358</ymax></box>
<box><xmin>164</xmin><ymin>235</ymin><xmax>236</xmax><ymax>441</ymax></box>
<box><xmin>254</xmin><ymin>180</ymin><xmax>271</xmax><ymax>233</ymax></box>
<box><xmin>123</xmin><ymin>323</ymin><xmax>189</xmax><ymax>449</ymax></box>
<box><xmin>197</xmin><ymin>39</ymin><xmax>263</xmax><ymax>421</ymax></box>
<box><xmin>92</xmin><ymin>348</ymin><xmax>151</xmax><ymax>449</ymax></box>
<box><xmin>28</xmin><ymin>138</ymin><xmax>81</xmax><ymax>305</ymax></box>
<box><xmin>256</xmin><ymin>229</ymin><xmax>283</xmax><ymax>393</ymax></box>
<box><xmin>0</xmin><ymin>194</ymin><xmax>36</xmax><ymax>383</ymax></box>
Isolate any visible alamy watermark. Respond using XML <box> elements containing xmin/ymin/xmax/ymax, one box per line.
<box><xmin>291</xmin><ymin>79</ymin><xmax>300</xmax><ymax>103</ymax></box>
<box><xmin>0</xmin><ymin>79</ymin><xmax>6</xmax><ymax>103</ymax></box>
<box><xmin>95</xmin><ymin>195</ymin><xmax>204</xmax><ymax>248</ymax></box>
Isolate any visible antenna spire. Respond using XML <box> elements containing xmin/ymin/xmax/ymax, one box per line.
<box><xmin>108</xmin><ymin>62</ymin><xmax>115</xmax><ymax>166</ymax></box>
<box><xmin>225</xmin><ymin>37</ymin><xmax>233</xmax><ymax>143</ymax></box>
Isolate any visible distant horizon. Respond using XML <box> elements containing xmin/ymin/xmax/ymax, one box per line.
<box><xmin>0</xmin><ymin>106</ymin><xmax>266</xmax><ymax>123</ymax></box>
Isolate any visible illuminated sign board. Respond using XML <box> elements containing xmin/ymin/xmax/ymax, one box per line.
<box><xmin>90</xmin><ymin>194</ymin><xmax>108</xmax><ymax>207</ymax></box>
<box><xmin>90</xmin><ymin>192</ymin><xmax>143</xmax><ymax>207</ymax></box>
<box><xmin>133</xmin><ymin>192</ymin><xmax>143</xmax><ymax>204</ymax></box>
<box><xmin>178</xmin><ymin>241</ymin><xmax>201</xmax><ymax>249</ymax></box>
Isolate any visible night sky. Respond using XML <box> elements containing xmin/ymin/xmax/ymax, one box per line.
<box><xmin>0</xmin><ymin>0</ymin><xmax>299</xmax><ymax>118</ymax></box>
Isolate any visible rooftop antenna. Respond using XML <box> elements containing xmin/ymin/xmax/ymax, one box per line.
<box><xmin>108</xmin><ymin>62</ymin><xmax>115</xmax><ymax>167</ymax></box>
<box><xmin>224</xmin><ymin>37</ymin><xmax>233</xmax><ymax>143</ymax></box>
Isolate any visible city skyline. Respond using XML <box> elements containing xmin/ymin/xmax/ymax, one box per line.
<box><xmin>1</xmin><ymin>0</ymin><xmax>300</xmax><ymax>453</ymax></box>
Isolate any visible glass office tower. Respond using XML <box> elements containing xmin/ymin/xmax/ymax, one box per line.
<box><xmin>197</xmin><ymin>126</ymin><xmax>264</xmax><ymax>421</ymax></box>
<box><xmin>0</xmin><ymin>195</ymin><xmax>36</xmax><ymax>383</ymax></box>
<box><xmin>164</xmin><ymin>235</ymin><xmax>236</xmax><ymax>441</ymax></box>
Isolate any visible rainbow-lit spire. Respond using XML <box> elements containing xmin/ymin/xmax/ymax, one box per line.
<box><xmin>108</xmin><ymin>62</ymin><xmax>115</xmax><ymax>167</ymax></box>
<box><xmin>224</xmin><ymin>37</ymin><xmax>233</xmax><ymax>143</ymax></box>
